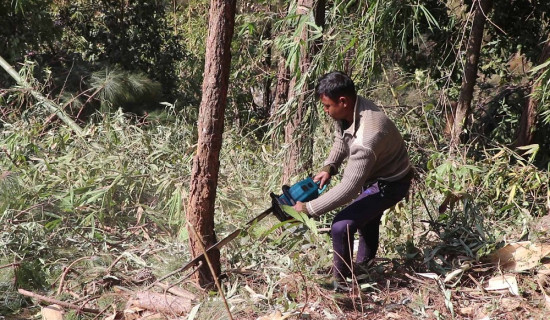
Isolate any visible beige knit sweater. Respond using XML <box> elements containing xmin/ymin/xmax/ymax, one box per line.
<box><xmin>306</xmin><ymin>96</ymin><xmax>411</xmax><ymax>217</ymax></box>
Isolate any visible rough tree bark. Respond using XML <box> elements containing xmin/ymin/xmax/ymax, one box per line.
<box><xmin>282</xmin><ymin>0</ymin><xmax>325</xmax><ymax>184</ymax></box>
<box><xmin>270</xmin><ymin>3</ymin><xmax>292</xmax><ymax>145</ymax></box>
<box><xmin>185</xmin><ymin>0</ymin><xmax>236</xmax><ymax>287</ymax></box>
<box><xmin>272</xmin><ymin>58</ymin><xmax>290</xmax><ymax>119</ymax></box>
<box><xmin>451</xmin><ymin>0</ymin><xmax>493</xmax><ymax>148</ymax></box>
<box><xmin>514</xmin><ymin>34</ymin><xmax>550</xmax><ymax>147</ymax></box>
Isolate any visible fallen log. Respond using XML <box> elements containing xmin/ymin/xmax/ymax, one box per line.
<box><xmin>127</xmin><ymin>291</ymin><xmax>193</xmax><ymax>316</ymax></box>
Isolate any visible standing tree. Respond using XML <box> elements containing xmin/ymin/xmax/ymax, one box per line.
<box><xmin>451</xmin><ymin>0</ymin><xmax>493</xmax><ymax>147</ymax></box>
<box><xmin>184</xmin><ymin>0</ymin><xmax>237</xmax><ymax>287</ymax></box>
<box><xmin>514</xmin><ymin>35</ymin><xmax>550</xmax><ymax>147</ymax></box>
<box><xmin>282</xmin><ymin>0</ymin><xmax>325</xmax><ymax>184</ymax></box>
<box><xmin>270</xmin><ymin>2</ymin><xmax>293</xmax><ymax>146</ymax></box>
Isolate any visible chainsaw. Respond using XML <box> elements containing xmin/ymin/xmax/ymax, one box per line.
<box><xmin>269</xmin><ymin>176</ymin><xmax>326</xmax><ymax>222</ymax></box>
<box><xmin>172</xmin><ymin>177</ymin><xmax>326</xmax><ymax>276</ymax></box>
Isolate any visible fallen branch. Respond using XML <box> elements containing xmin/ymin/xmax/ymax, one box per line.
<box><xmin>0</xmin><ymin>262</ymin><xmax>20</xmax><ymax>270</ymax></box>
<box><xmin>56</xmin><ymin>256</ymin><xmax>95</xmax><ymax>295</ymax></box>
<box><xmin>18</xmin><ymin>289</ymin><xmax>101</xmax><ymax>314</ymax></box>
<box><xmin>0</xmin><ymin>55</ymin><xmax>84</xmax><ymax>137</ymax></box>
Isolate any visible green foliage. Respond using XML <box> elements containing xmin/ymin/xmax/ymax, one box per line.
<box><xmin>0</xmin><ymin>0</ymin><xmax>58</xmax><ymax>64</ymax></box>
<box><xmin>0</xmin><ymin>171</ymin><xmax>21</xmax><ymax>207</ymax></box>
<box><xmin>0</xmin><ymin>273</ymin><xmax>27</xmax><ymax>314</ymax></box>
<box><xmin>1</xmin><ymin>108</ymin><xmax>196</xmax><ymax>235</ymax></box>
<box><xmin>14</xmin><ymin>260</ymin><xmax>49</xmax><ymax>290</ymax></box>
<box><xmin>489</xmin><ymin>0</ymin><xmax>550</xmax><ymax>64</ymax></box>
<box><xmin>313</xmin><ymin>0</ymin><xmax>456</xmax><ymax>87</ymax></box>
<box><xmin>2</xmin><ymin>0</ymin><xmax>550</xmax><ymax>317</ymax></box>
<box><xmin>89</xmin><ymin>66</ymin><xmax>162</xmax><ymax>113</ymax></box>
<box><xmin>532</xmin><ymin>59</ymin><xmax>550</xmax><ymax>125</ymax></box>
<box><xmin>56</xmin><ymin>0</ymin><xmax>185</xmax><ymax>94</ymax></box>
<box><xmin>418</xmin><ymin>147</ymin><xmax>549</xmax><ymax>269</ymax></box>
<box><xmin>426</xmin><ymin>154</ymin><xmax>483</xmax><ymax>196</ymax></box>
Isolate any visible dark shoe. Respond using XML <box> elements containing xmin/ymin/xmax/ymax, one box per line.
<box><xmin>353</xmin><ymin>262</ymin><xmax>370</xmax><ymax>275</ymax></box>
<box><xmin>332</xmin><ymin>279</ymin><xmax>352</xmax><ymax>293</ymax></box>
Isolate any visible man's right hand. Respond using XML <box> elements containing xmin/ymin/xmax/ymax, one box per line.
<box><xmin>313</xmin><ymin>171</ymin><xmax>331</xmax><ymax>189</ymax></box>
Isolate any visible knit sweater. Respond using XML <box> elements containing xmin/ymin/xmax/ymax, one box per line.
<box><xmin>305</xmin><ymin>96</ymin><xmax>411</xmax><ymax>217</ymax></box>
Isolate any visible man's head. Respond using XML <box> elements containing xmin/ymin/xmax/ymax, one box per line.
<box><xmin>315</xmin><ymin>71</ymin><xmax>356</xmax><ymax>122</ymax></box>
<box><xmin>315</xmin><ymin>71</ymin><xmax>356</xmax><ymax>101</ymax></box>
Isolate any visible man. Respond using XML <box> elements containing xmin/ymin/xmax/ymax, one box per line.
<box><xmin>293</xmin><ymin>71</ymin><xmax>412</xmax><ymax>290</ymax></box>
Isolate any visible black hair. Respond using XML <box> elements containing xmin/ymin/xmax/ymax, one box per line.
<box><xmin>315</xmin><ymin>71</ymin><xmax>356</xmax><ymax>101</ymax></box>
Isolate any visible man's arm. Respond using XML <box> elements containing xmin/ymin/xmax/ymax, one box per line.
<box><xmin>306</xmin><ymin>146</ymin><xmax>376</xmax><ymax>217</ymax></box>
<box><xmin>323</xmin><ymin>128</ymin><xmax>347</xmax><ymax>174</ymax></box>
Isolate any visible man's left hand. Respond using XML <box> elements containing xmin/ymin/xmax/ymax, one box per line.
<box><xmin>293</xmin><ymin>201</ymin><xmax>305</xmax><ymax>213</ymax></box>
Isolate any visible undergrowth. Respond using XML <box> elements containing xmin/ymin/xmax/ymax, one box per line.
<box><xmin>1</xmin><ymin>103</ymin><xmax>549</xmax><ymax>319</ymax></box>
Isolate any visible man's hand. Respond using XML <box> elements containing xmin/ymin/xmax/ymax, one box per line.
<box><xmin>313</xmin><ymin>171</ymin><xmax>331</xmax><ymax>189</ymax></box>
<box><xmin>293</xmin><ymin>201</ymin><xmax>305</xmax><ymax>213</ymax></box>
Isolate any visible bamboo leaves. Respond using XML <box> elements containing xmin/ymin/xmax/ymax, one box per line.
<box><xmin>0</xmin><ymin>110</ymin><xmax>194</xmax><ymax>236</ymax></box>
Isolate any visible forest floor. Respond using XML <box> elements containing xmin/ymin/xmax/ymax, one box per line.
<box><xmin>3</xmin><ymin>214</ymin><xmax>550</xmax><ymax>320</ymax></box>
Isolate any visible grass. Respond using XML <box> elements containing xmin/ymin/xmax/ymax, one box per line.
<box><xmin>1</xmin><ymin>91</ymin><xmax>549</xmax><ymax>319</ymax></box>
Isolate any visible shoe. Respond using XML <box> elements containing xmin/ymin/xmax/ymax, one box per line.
<box><xmin>353</xmin><ymin>262</ymin><xmax>370</xmax><ymax>275</ymax></box>
<box><xmin>332</xmin><ymin>279</ymin><xmax>352</xmax><ymax>293</ymax></box>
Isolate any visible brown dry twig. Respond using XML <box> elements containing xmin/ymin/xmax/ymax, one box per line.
<box><xmin>0</xmin><ymin>262</ymin><xmax>20</xmax><ymax>270</ymax></box>
<box><xmin>188</xmin><ymin>222</ymin><xmax>233</xmax><ymax>320</ymax></box>
<box><xmin>18</xmin><ymin>289</ymin><xmax>102</xmax><ymax>314</ymax></box>
<box><xmin>56</xmin><ymin>256</ymin><xmax>95</xmax><ymax>295</ymax></box>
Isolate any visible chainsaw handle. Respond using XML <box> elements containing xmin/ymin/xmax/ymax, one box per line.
<box><xmin>315</xmin><ymin>180</ymin><xmax>328</xmax><ymax>194</ymax></box>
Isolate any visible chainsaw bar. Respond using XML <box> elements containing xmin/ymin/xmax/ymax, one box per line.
<box><xmin>178</xmin><ymin>206</ymin><xmax>274</xmax><ymax>274</ymax></box>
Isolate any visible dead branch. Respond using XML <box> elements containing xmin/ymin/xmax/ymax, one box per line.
<box><xmin>56</xmin><ymin>256</ymin><xmax>95</xmax><ymax>295</ymax></box>
<box><xmin>18</xmin><ymin>289</ymin><xmax>102</xmax><ymax>314</ymax></box>
<box><xmin>0</xmin><ymin>262</ymin><xmax>20</xmax><ymax>270</ymax></box>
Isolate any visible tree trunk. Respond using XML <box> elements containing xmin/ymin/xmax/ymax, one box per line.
<box><xmin>514</xmin><ymin>34</ymin><xmax>550</xmax><ymax>147</ymax></box>
<box><xmin>185</xmin><ymin>0</ymin><xmax>236</xmax><ymax>288</ymax></box>
<box><xmin>270</xmin><ymin>2</ymin><xmax>292</xmax><ymax>145</ymax></box>
<box><xmin>272</xmin><ymin>59</ymin><xmax>290</xmax><ymax>119</ymax></box>
<box><xmin>282</xmin><ymin>0</ymin><xmax>325</xmax><ymax>184</ymax></box>
<box><xmin>451</xmin><ymin>0</ymin><xmax>493</xmax><ymax>147</ymax></box>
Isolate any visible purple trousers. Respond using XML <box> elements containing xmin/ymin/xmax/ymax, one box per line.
<box><xmin>331</xmin><ymin>176</ymin><xmax>411</xmax><ymax>280</ymax></box>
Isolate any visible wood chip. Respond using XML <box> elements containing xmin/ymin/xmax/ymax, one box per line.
<box><xmin>127</xmin><ymin>291</ymin><xmax>193</xmax><ymax>316</ymax></box>
<box><xmin>484</xmin><ymin>275</ymin><xmax>519</xmax><ymax>296</ymax></box>
<box><xmin>41</xmin><ymin>304</ymin><xmax>64</xmax><ymax>320</ymax></box>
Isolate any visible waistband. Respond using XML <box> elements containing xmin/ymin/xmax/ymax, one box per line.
<box><xmin>379</xmin><ymin>168</ymin><xmax>414</xmax><ymax>184</ymax></box>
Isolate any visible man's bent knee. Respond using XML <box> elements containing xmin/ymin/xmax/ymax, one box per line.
<box><xmin>331</xmin><ymin>220</ymin><xmax>356</xmax><ymax>236</ymax></box>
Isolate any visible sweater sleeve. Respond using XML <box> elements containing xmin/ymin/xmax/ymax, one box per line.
<box><xmin>306</xmin><ymin>144</ymin><xmax>377</xmax><ymax>217</ymax></box>
<box><xmin>323</xmin><ymin>127</ymin><xmax>347</xmax><ymax>172</ymax></box>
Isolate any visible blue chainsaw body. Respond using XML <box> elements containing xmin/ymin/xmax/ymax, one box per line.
<box><xmin>270</xmin><ymin>177</ymin><xmax>326</xmax><ymax>221</ymax></box>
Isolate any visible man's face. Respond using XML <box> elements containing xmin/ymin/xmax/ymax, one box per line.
<box><xmin>320</xmin><ymin>94</ymin><xmax>348</xmax><ymax>121</ymax></box>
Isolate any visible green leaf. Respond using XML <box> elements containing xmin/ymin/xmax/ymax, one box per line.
<box><xmin>280</xmin><ymin>205</ymin><xmax>318</xmax><ymax>235</ymax></box>
<box><xmin>530</xmin><ymin>59</ymin><xmax>550</xmax><ymax>74</ymax></box>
